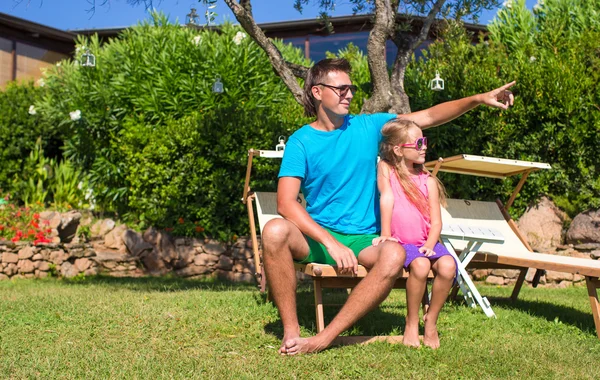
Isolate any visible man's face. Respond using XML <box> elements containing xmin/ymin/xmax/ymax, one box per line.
<box><xmin>312</xmin><ymin>71</ymin><xmax>355</xmax><ymax>116</ymax></box>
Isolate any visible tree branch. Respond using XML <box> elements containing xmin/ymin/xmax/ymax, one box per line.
<box><xmin>223</xmin><ymin>0</ymin><xmax>304</xmax><ymax>104</ymax></box>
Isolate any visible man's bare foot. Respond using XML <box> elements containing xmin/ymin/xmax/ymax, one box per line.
<box><xmin>280</xmin><ymin>336</ymin><xmax>329</xmax><ymax>355</ymax></box>
<box><xmin>423</xmin><ymin>313</ymin><xmax>440</xmax><ymax>349</ymax></box>
<box><xmin>278</xmin><ymin>327</ymin><xmax>301</xmax><ymax>355</ymax></box>
<box><xmin>402</xmin><ymin>321</ymin><xmax>421</xmax><ymax>348</ymax></box>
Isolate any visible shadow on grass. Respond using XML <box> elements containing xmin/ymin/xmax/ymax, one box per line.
<box><xmin>489</xmin><ymin>296</ymin><xmax>598</xmax><ymax>336</ymax></box>
<box><xmin>262</xmin><ymin>285</ymin><xmax>408</xmax><ymax>339</ymax></box>
<box><xmin>61</xmin><ymin>274</ymin><xmax>259</xmax><ymax>293</ymax></box>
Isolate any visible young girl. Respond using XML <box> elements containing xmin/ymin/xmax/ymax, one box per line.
<box><xmin>373</xmin><ymin>119</ymin><xmax>456</xmax><ymax>349</ymax></box>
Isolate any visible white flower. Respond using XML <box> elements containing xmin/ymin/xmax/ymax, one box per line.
<box><xmin>56</xmin><ymin>62</ymin><xmax>61</xmax><ymax>67</ymax></box>
<box><xmin>503</xmin><ymin>0</ymin><xmax>513</xmax><ymax>8</ymax></box>
<box><xmin>37</xmin><ymin>78</ymin><xmax>45</xmax><ymax>87</ymax></box>
<box><xmin>28</xmin><ymin>105</ymin><xmax>37</xmax><ymax>115</ymax></box>
<box><xmin>192</xmin><ymin>35</ymin><xmax>202</xmax><ymax>46</ymax></box>
<box><xmin>530</xmin><ymin>56</ymin><xmax>537</xmax><ymax>62</ymax></box>
<box><xmin>232</xmin><ymin>31</ymin><xmax>247</xmax><ymax>45</ymax></box>
<box><xmin>70</xmin><ymin>110</ymin><xmax>81</xmax><ymax>121</ymax></box>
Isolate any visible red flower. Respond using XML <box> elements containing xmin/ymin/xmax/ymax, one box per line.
<box><xmin>165</xmin><ymin>227</ymin><xmax>174</xmax><ymax>232</ymax></box>
<box><xmin>0</xmin><ymin>225</ymin><xmax>4</xmax><ymax>231</ymax></box>
<box><xmin>15</xmin><ymin>230</ymin><xmax>23</xmax><ymax>238</ymax></box>
<box><xmin>11</xmin><ymin>236</ymin><xmax>20</xmax><ymax>242</ymax></box>
<box><xmin>33</xmin><ymin>213</ymin><xmax>40</xmax><ymax>220</ymax></box>
<box><xmin>30</xmin><ymin>220</ymin><xmax>40</xmax><ymax>229</ymax></box>
<box><xmin>195</xmin><ymin>226</ymin><xmax>205</xmax><ymax>233</ymax></box>
<box><xmin>177</xmin><ymin>217</ymin><xmax>184</xmax><ymax>224</ymax></box>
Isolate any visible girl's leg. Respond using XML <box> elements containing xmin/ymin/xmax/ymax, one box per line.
<box><xmin>424</xmin><ymin>255</ymin><xmax>456</xmax><ymax>349</ymax></box>
<box><xmin>403</xmin><ymin>257</ymin><xmax>431</xmax><ymax>347</ymax></box>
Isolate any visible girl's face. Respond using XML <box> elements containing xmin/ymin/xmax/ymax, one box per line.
<box><xmin>394</xmin><ymin>126</ymin><xmax>427</xmax><ymax>166</ymax></box>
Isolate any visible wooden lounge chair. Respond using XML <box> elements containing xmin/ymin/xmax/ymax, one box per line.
<box><xmin>425</xmin><ymin>154</ymin><xmax>600</xmax><ymax>339</ymax></box>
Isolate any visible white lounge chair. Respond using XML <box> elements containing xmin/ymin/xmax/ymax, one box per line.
<box><xmin>425</xmin><ymin>154</ymin><xmax>600</xmax><ymax>339</ymax></box>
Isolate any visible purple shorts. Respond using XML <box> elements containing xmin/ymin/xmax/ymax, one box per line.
<box><xmin>402</xmin><ymin>242</ymin><xmax>456</xmax><ymax>276</ymax></box>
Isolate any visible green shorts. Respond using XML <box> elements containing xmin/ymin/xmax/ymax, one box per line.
<box><xmin>295</xmin><ymin>227</ymin><xmax>379</xmax><ymax>266</ymax></box>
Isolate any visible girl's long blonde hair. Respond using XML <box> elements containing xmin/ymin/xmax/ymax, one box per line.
<box><xmin>380</xmin><ymin>119</ymin><xmax>447</xmax><ymax>216</ymax></box>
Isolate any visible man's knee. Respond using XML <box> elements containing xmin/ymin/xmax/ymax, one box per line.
<box><xmin>410</xmin><ymin>257</ymin><xmax>431</xmax><ymax>280</ymax></box>
<box><xmin>262</xmin><ymin>219</ymin><xmax>293</xmax><ymax>251</ymax></box>
<box><xmin>377</xmin><ymin>242</ymin><xmax>406</xmax><ymax>276</ymax></box>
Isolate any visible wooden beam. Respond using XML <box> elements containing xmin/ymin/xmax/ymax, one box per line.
<box><xmin>11</xmin><ymin>39</ymin><xmax>17</xmax><ymax>81</ymax></box>
<box><xmin>586</xmin><ymin>276</ymin><xmax>600</xmax><ymax>339</ymax></box>
<box><xmin>505</xmin><ymin>170</ymin><xmax>531</xmax><ymax>211</ymax></box>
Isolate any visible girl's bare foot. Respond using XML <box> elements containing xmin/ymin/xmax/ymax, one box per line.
<box><xmin>402</xmin><ymin>321</ymin><xmax>421</xmax><ymax>347</ymax></box>
<box><xmin>423</xmin><ymin>313</ymin><xmax>440</xmax><ymax>349</ymax></box>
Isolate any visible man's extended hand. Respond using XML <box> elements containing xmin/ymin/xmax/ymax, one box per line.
<box><xmin>325</xmin><ymin>240</ymin><xmax>358</xmax><ymax>275</ymax></box>
<box><xmin>481</xmin><ymin>81</ymin><xmax>516</xmax><ymax>110</ymax></box>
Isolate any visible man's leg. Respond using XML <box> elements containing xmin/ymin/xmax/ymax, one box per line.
<box><xmin>423</xmin><ymin>255</ymin><xmax>456</xmax><ymax>349</ymax></box>
<box><xmin>261</xmin><ymin>218</ymin><xmax>310</xmax><ymax>354</ymax></box>
<box><xmin>403</xmin><ymin>257</ymin><xmax>431</xmax><ymax>347</ymax></box>
<box><xmin>282</xmin><ymin>241</ymin><xmax>406</xmax><ymax>355</ymax></box>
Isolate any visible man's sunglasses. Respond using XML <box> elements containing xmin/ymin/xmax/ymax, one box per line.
<box><xmin>400</xmin><ymin>137</ymin><xmax>427</xmax><ymax>151</ymax></box>
<box><xmin>317</xmin><ymin>83</ymin><xmax>358</xmax><ymax>97</ymax></box>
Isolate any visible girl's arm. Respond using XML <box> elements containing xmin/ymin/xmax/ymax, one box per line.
<box><xmin>420</xmin><ymin>176</ymin><xmax>442</xmax><ymax>256</ymax></box>
<box><xmin>373</xmin><ymin>161</ymin><xmax>397</xmax><ymax>246</ymax></box>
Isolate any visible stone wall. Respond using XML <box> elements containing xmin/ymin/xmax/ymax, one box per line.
<box><xmin>0</xmin><ymin>224</ymin><xmax>257</xmax><ymax>282</ymax></box>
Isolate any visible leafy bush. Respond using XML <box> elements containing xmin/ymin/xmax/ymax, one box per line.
<box><xmin>0</xmin><ymin>82</ymin><xmax>62</xmax><ymax>194</ymax></box>
<box><xmin>37</xmin><ymin>14</ymin><xmax>310</xmax><ymax>239</ymax></box>
<box><xmin>405</xmin><ymin>0</ymin><xmax>600</xmax><ymax>217</ymax></box>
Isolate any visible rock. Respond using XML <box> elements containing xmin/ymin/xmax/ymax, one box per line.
<box><xmin>0</xmin><ymin>273</ymin><xmax>8</xmax><ymax>280</ymax></box>
<box><xmin>175</xmin><ymin>238</ymin><xmax>187</xmax><ymax>246</ymax></box>
<box><xmin>2</xmin><ymin>252</ymin><xmax>19</xmax><ymax>264</ymax></box>
<box><xmin>517</xmin><ymin>197</ymin><xmax>567</xmax><ymax>251</ymax></box>
<box><xmin>141</xmin><ymin>249</ymin><xmax>167</xmax><ymax>274</ymax></box>
<box><xmin>39</xmin><ymin>211</ymin><xmax>61</xmax><ymax>229</ymax></box>
<box><xmin>57</xmin><ymin>211</ymin><xmax>82</xmax><ymax>243</ymax></box>
<box><xmin>573</xmin><ymin>243</ymin><xmax>600</xmax><ymax>252</ymax></box>
<box><xmin>17</xmin><ymin>259</ymin><xmax>35</xmax><ymax>274</ymax></box>
<box><xmin>490</xmin><ymin>269</ymin><xmax>521</xmax><ymax>279</ymax></box>
<box><xmin>143</xmin><ymin>227</ymin><xmax>177</xmax><ymax>263</ymax></box>
<box><xmin>591</xmin><ymin>250</ymin><xmax>600</xmax><ymax>260</ymax></box>
<box><xmin>177</xmin><ymin>245</ymin><xmax>195</xmax><ymax>264</ymax></box>
<box><xmin>18</xmin><ymin>246</ymin><xmax>35</xmax><ymax>260</ymax></box>
<box><xmin>60</xmin><ymin>262</ymin><xmax>79</xmax><ymax>278</ymax></box>
<box><xmin>217</xmin><ymin>255</ymin><xmax>233</xmax><ymax>271</ymax></box>
<box><xmin>35</xmin><ymin>270</ymin><xmax>49</xmax><ymax>279</ymax></box>
<box><xmin>573</xmin><ymin>274</ymin><xmax>585</xmax><ymax>283</ymax></box>
<box><xmin>39</xmin><ymin>249</ymin><xmax>51</xmax><ymax>261</ymax></box>
<box><xmin>92</xmin><ymin>250</ymin><xmax>137</xmax><ymax>263</ymax></box>
<box><xmin>566</xmin><ymin>209</ymin><xmax>600</xmax><ymax>244</ymax></box>
<box><xmin>556</xmin><ymin>280</ymin><xmax>571</xmax><ymax>289</ymax></box>
<box><xmin>123</xmin><ymin>229</ymin><xmax>153</xmax><ymax>257</ymax></box>
<box><xmin>84</xmin><ymin>267</ymin><xmax>100</xmax><ymax>276</ymax></box>
<box><xmin>90</xmin><ymin>219</ymin><xmax>116</xmax><ymax>238</ymax></box>
<box><xmin>485</xmin><ymin>275</ymin><xmax>505</xmax><ymax>285</ymax></box>
<box><xmin>74</xmin><ymin>258</ymin><xmax>92</xmax><ymax>272</ymax></box>
<box><xmin>194</xmin><ymin>253</ymin><xmax>219</xmax><ymax>267</ymax></box>
<box><xmin>4</xmin><ymin>263</ymin><xmax>17</xmax><ymax>276</ymax></box>
<box><xmin>32</xmin><ymin>253</ymin><xmax>43</xmax><ymax>261</ymax></box>
<box><xmin>37</xmin><ymin>261</ymin><xmax>50</xmax><ymax>271</ymax></box>
<box><xmin>49</xmin><ymin>250</ymin><xmax>69</xmax><ymax>265</ymax></box>
<box><xmin>203</xmin><ymin>240</ymin><xmax>227</xmax><ymax>256</ymax></box>
<box><xmin>104</xmin><ymin>224</ymin><xmax>128</xmax><ymax>252</ymax></box>
<box><xmin>545</xmin><ymin>270</ymin><xmax>574</xmax><ymax>283</ymax></box>
<box><xmin>175</xmin><ymin>265</ymin><xmax>211</xmax><ymax>277</ymax></box>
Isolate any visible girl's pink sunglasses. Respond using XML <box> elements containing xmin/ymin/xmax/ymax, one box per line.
<box><xmin>400</xmin><ymin>137</ymin><xmax>427</xmax><ymax>151</ymax></box>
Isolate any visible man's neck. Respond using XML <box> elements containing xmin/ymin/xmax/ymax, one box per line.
<box><xmin>312</xmin><ymin>110</ymin><xmax>346</xmax><ymax>131</ymax></box>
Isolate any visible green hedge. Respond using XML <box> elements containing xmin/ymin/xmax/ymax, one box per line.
<box><xmin>405</xmin><ymin>0</ymin><xmax>600</xmax><ymax>217</ymax></box>
<box><xmin>35</xmin><ymin>14</ymin><xmax>310</xmax><ymax>239</ymax></box>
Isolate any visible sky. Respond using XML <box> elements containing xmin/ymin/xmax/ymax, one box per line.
<box><xmin>0</xmin><ymin>0</ymin><xmax>538</xmax><ymax>31</ymax></box>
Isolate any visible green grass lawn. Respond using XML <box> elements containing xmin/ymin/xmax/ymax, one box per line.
<box><xmin>1</xmin><ymin>277</ymin><xmax>598</xmax><ymax>379</ymax></box>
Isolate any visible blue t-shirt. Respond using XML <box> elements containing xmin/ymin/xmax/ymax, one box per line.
<box><xmin>279</xmin><ymin>113</ymin><xmax>396</xmax><ymax>234</ymax></box>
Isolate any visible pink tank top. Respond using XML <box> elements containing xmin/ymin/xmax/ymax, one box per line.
<box><xmin>389</xmin><ymin>170</ymin><xmax>431</xmax><ymax>246</ymax></box>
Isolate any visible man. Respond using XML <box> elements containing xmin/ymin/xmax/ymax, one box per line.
<box><xmin>262</xmin><ymin>58</ymin><xmax>514</xmax><ymax>355</ymax></box>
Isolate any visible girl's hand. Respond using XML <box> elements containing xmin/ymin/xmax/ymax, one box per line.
<box><xmin>372</xmin><ymin>236</ymin><xmax>398</xmax><ymax>246</ymax></box>
<box><xmin>419</xmin><ymin>246</ymin><xmax>435</xmax><ymax>257</ymax></box>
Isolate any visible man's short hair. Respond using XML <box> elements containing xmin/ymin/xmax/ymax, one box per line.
<box><xmin>302</xmin><ymin>58</ymin><xmax>352</xmax><ymax>117</ymax></box>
